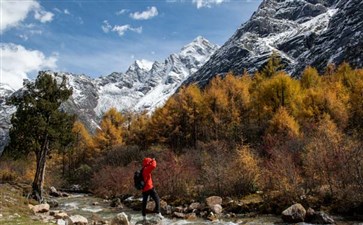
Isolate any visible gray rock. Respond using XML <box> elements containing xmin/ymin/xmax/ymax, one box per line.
<box><xmin>173</xmin><ymin>212</ymin><xmax>186</xmax><ymax>219</ymax></box>
<box><xmin>281</xmin><ymin>203</ymin><xmax>306</xmax><ymax>223</ymax></box>
<box><xmin>188</xmin><ymin>202</ymin><xmax>201</xmax><ymax>211</ymax></box>
<box><xmin>67</xmin><ymin>215</ymin><xmax>88</xmax><ymax>225</ymax></box>
<box><xmin>206</xmin><ymin>196</ymin><xmax>223</xmax><ymax>208</ymax></box>
<box><xmin>135</xmin><ymin>219</ymin><xmax>162</xmax><ymax>225</ymax></box>
<box><xmin>211</xmin><ymin>204</ymin><xmax>223</xmax><ymax>214</ymax></box>
<box><xmin>32</xmin><ymin>203</ymin><xmax>50</xmax><ymax>213</ymax></box>
<box><xmin>110</xmin><ymin>212</ymin><xmax>130</xmax><ymax>225</ymax></box>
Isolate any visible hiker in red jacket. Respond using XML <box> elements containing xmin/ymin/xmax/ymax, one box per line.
<box><xmin>142</xmin><ymin>157</ymin><xmax>163</xmax><ymax>220</ymax></box>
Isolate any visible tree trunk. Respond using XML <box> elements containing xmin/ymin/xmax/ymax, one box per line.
<box><xmin>32</xmin><ymin>136</ymin><xmax>49</xmax><ymax>202</ymax></box>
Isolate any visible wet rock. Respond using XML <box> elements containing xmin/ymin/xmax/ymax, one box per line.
<box><xmin>281</xmin><ymin>203</ymin><xmax>306</xmax><ymax>223</ymax></box>
<box><xmin>49</xmin><ymin>186</ymin><xmax>69</xmax><ymax>197</ymax></box>
<box><xmin>68</xmin><ymin>215</ymin><xmax>88</xmax><ymax>225</ymax></box>
<box><xmin>111</xmin><ymin>198</ymin><xmax>124</xmax><ymax>208</ymax></box>
<box><xmin>207</xmin><ymin>212</ymin><xmax>218</xmax><ymax>221</ymax></box>
<box><xmin>206</xmin><ymin>196</ymin><xmax>222</xmax><ymax>208</ymax></box>
<box><xmin>92</xmin><ymin>202</ymin><xmax>99</xmax><ymax>206</ymax></box>
<box><xmin>47</xmin><ymin>199</ymin><xmax>59</xmax><ymax>208</ymax></box>
<box><xmin>186</xmin><ymin>213</ymin><xmax>197</xmax><ymax>220</ymax></box>
<box><xmin>173</xmin><ymin>212</ymin><xmax>186</xmax><ymax>219</ymax></box>
<box><xmin>50</xmin><ymin>186</ymin><xmax>61</xmax><ymax>197</ymax></box>
<box><xmin>188</xmin><ymin>202</ymin><xmax>201</xmax><ymax>211</ymax></box>
<box><xmin>211</xmin><ymin>204</ymin><xmax>223</xmax><ymax>214</ymax></box>
<box><xmin>306</xmin><ymin>210</ymin><xmax>335</xmax><ymax>224</ymax></box>
<box><xmin>110</xmin><ymin>212</ymin><xmax>130</xmax><ymax>225</ymax></box>
<box><xmin>135</xmin><ymin>219</ymin><xmax>162</xmax><ymax>225</ymax></box>
<box><xmin>146</xmin><ymin>200</ymin><xmax>168</xmax><ymax>213</ymax></box>
<box><xmin>32</xmin><ymin>203</ymin><xmax>50</xmax><ymax>213</ymax></box>
<box><xmin>54</xmin><ymin>212</ymin><xmax>68</xmax><ymax>219</ymax></box>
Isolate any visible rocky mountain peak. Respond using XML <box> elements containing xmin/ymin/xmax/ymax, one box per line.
<box><xmin>184</xmin><ymin>0</ymin><xmax>362</xmax><ymax>87</ymax></box>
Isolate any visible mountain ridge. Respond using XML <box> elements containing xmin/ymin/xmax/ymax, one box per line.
<box><xmin>184</xmin><ymin>0</ymin><xmax>363</xmax><ymax>87</ymax></box>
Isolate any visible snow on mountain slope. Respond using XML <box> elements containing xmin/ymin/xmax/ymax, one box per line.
<box><xmin>94</xmin><ymin>36</ymin><xmax>218</xmax><ymax>115</ymax></box>
<box><xmin>0</xmin><ymin>36</ymin><xmax>218</xmax><ymax>153</ymax></box>
<box><xmin>184</xmin><ymin>0</ymin><xmax>363</xmax><ymax>87</ymax></box>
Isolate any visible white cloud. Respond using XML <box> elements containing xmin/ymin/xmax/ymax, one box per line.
<box><xmin>112</xmin><ymin>25</ymin><xmax>142</xmax><ymax>36</ymax></box>
<box><xmin>116</xmin><ymin>9</ymin><xmax>129</xmax><ymax>15</ymax></box>
<box><xmin>64</xmin><ymin>9</ymin><xmax>70</xmax><ymax>15</ymax></box>
<box><xmin>192</xmin><ymin>0</ymin><xmax>228</xmax><ymax>8</ymax></box>
<box><xmin>34</xmin><ymin>9</ymin><xmax>54</xmax><ymax>23</ymax></box>
<box><xmin>0</xmin><ymin>0</ymin><xmax>53</xmax><ymax>33</ymax></box>
<box><xmin>130</xmin><ymin>6</ymin><xmax>158</xmax><ymax>20</ymax></box>
<box><xmin>102</xmin><ymin>21</ymin><xmax>142</xmax><ymax>37</ymax></box>
<box><xmin>101</xmin><ymin>20</ymin><xmax>112</xmax><ymax>33</ymax></box>
<box><xmin>0</xmin><ymin>43</ymin><xmax>57</xmax><ymax>90</ymax></box>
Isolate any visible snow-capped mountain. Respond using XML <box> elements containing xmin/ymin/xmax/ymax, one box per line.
<box><xmin>185</xmin><ymin>0</ymin><xmax>363</xmax><ymax>87</ymax></box>
<box><xmin>0</xmin><ymin>36</ymin><xmax>218</xmax><ymax>153</ymax></box>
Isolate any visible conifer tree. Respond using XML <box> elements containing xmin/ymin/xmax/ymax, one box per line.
<box><xmin>94</xmin><ymin>108</ymin><xmax>125</xmax><ymax>153</ymax></box>
<box><xmin>261</xmin><ymin>52</ymin><xmax>284</xmax><ymax>78</ymax></box>
<box><xmin>5</xmin><ymin>72</ymin><xmax>75</xmax><ymax>202</ymax></box>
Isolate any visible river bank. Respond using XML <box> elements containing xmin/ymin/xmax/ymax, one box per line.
<box><xmin>1</xmin><ymin>183</ymin><xmax>362</xmax><ymax>225</ymax></box>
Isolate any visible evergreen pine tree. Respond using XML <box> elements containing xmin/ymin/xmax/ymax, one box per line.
<box><xmin>5</xmin><ymin>72</ymin><xmax>75</xmax><ymax>202</ymax></box>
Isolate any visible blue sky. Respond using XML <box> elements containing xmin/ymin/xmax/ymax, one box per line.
<box><xmin>1</xmin><ymin>0</ymin><xmax>262</xmax><ymax>90</ymax></box>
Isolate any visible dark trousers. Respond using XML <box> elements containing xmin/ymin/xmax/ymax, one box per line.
<box><xmin>142</xmin><ymin>188</ymin><xmax>160</xmax><ymax>216</ymax></box>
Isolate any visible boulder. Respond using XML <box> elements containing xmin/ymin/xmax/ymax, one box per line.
<box><xmin>111</xmin><ymin>198</ymin><xmax>123</xmax><ymax>208</ymax></box>
<box><xmin>54</xmin><ymin>212</ymin><xmax>68</xmax><ymax>219</ymax></box>
<box><xmin>186</xmin><ymin>213</ymin><xmax>197</xmax><ymax>220</ymax></box>
<box><xmin>67</xmin><ymin>215</ymin><xmax>88</xmax><ymax>225</ymax></box>
<box><xmin>308</xmin><ymin>211</ymin><xmax>335</xmax><ymax>224</ymax></box>
<box><xmin>173</xmin><ymin>212</ymin><xmax>186</xmax><ymax>219</ymax></box>
<box><xmin>110</xmin><ymin>212</ymin><xmax>130</xmax><ymax>225</ymax></box>
<box><xmin>188</xmin><ymin>202</ymin><xmax>201</xmax><ymax>211</ymax></box>
<box><xmin>135</xmin><ymin>219</ymin><xmax>162</xmax><ymax>225</ymax></box>
<box><xmin>50</xmin><ymin>186</ymin><xmax>61</xmax><ymax>197</ymax></box>
<box><xmin>281</xmin><ymin>203</ymin><xmax>306</xmax><ymax>223</ymax></box>
<box><xmin>146</xmin><ymin>200</ymin><xmax>168</xmax><ymax>213</ymax></box>
<box><xmin>47</xmin><ymin>199</ymin><xmax>59</xmax><ymax>208</ymax></box>
<box><xmin>211</xmin><ymin>204</ymin><xmax>223</xmax><ymax>214</ymax></box>
<box><xmin>32</xmin><ymin>203</ymin><xmax>50</xmax><ymax>213</ymax></box>
<box><xmin>206</xmin><ymin>196</ymin><xmax>222</xmax><ymax>208</ymax></box>
<box><xmin>207</xmin><ymin>212</ymin><xmax>218</xmax><ymax>221</ymax></box>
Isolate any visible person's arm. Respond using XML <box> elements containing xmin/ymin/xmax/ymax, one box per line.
<box><xmin>143</xmin><ymin>158</ymin><xmax>157</xmax><ymax>174</ymax></box>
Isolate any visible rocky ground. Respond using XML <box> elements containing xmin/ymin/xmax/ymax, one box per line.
<box><xmin>1</xmin><ymin>183</ymin><xmax>361</xmax><ymax>225</ymax></box>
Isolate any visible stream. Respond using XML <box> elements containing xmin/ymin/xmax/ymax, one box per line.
<box><xmin>53</xmin><ymin>194</ymin><xmax>363</xmax><ymax>225</ymax></box>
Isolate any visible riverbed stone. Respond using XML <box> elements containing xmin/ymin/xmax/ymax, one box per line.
<box><xmin>188</xmin><ymin>202</ymin><xmax>201</xmax><ymax>211</ymax></box>
<box><xmin>135</xmin><ymin>219</ymin><xmax>162</xmax><ymax>225</ymax></box>
<box><xmin>308</xmin><ymin>211</ymin><xmax>335</xmax><ymax>224</ymax></box>
<box><xmin>173</xmin><ymin>212</ymin><xmax>186</xmax><ymax>219</ymax></box>
<box><xmin>32</xmin><ymin>203</ymin><xmax>50</xmax><ymax>213</ymax></box>
<box><xmin>281</xmin><ymin>203</ymin><xmax>306</xmax><ymax>223</ymax></box>
<box><xmin>47</xmin><ymin>199</ymin><xmax>59</xmax><ymax>208</ymax></box>
<box><xmin>68</xmin><ymin>215</ymin><xmax>88</xmax><ymax>225</ymax></box>
<box><xmin>206</xmin><ymin>196</ymin><xmax>222</xmax><ymax>208</ymax></box>
<box><xmin>54</xmin><ymin>212</ymin><xmax>68</xmax><ymax>219</ymax></box>
<box><xmin>211</xmin><ymin>204</ymin><xmax>223</xmax><ymax>214</ymax></box>
<box><xmin>111</xmin><ymin>212</ymin><xmax>130</xmax><ymax>225</ymax></box>
<box><xmin>50</xmin><ymin>186</ymin><xmax>61</xmax><ymax>197</ymax></box>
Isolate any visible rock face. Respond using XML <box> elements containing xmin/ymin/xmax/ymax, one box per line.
<box><xmin>281</xmin><ymin>203</ymin><xmax>306</xmax><ymax>223</ymax></box>
<box><xmin>0</xmin><ymin>36</ymin><xmax>218</xmax><ymax>154</ymax></box>
<box><xmin>184</xmin><ymin>0</ymin><xmax>363</xmax><ymax>87</ymax></box>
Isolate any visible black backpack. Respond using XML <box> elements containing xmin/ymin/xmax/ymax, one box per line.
<box><xmin>134</xmin><ymin>168</ymin><xmax>145</xmax><ymax>190</ymax></box>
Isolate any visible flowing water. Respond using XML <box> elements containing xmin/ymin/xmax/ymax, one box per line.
<box><xmin>53</xmin><ymin>194</ymin><xmax>362</xmax><ymax>225</ymax></box>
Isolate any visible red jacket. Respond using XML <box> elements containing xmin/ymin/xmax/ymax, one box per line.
<box><xmin>142</xmin><ymin>158</ymin><xmax>156</xmax><ymax>192</ymax></box>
